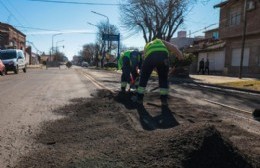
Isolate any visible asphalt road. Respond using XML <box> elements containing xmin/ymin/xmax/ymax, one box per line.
<box><xmin>0</xmin><ymin>66</ymin><xmax>259</xmax><ymax>167</ymax></box>
<box><xmin>0</xmin><ymin>67</ymin><xmax>91</xmax><ymax>167</ymax></box>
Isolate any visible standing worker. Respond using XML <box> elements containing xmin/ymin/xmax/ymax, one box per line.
<box><xmin>136</xmin><ymin>38</ymin><xmax>183</xmax><ymax>106</ymax></box>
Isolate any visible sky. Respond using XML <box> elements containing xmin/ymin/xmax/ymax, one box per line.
<box><xmin>0</xmin><ymin>0</ymin><xmax>222</xmax><ymax>61</ymax></box>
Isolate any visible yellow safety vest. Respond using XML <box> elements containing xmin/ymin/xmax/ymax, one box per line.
<box><xmin>144</xmin><ymin>39</ymin><xmax>169</xmax><ymax>59</ymax></box>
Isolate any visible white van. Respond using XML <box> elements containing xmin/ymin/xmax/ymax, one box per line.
<box><xmin>0</xmin><ymin>49</ymin><xmax>27</xmax><ymax>74</ymax></box>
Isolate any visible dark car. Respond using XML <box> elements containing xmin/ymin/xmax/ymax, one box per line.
<box><xmin>0</xmin><ymin>59</ymin><xmax>6</xmax><ymax>76</ymax></box>
<box><xmin>104</xmin><ymin>62</ymin><xmax>117</xmax><ymax>68</ymax></box>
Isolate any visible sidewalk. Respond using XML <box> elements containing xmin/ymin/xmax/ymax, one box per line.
<box><xmin>188</xmin><ymin>75</ymin><xmax>257</xmax><ymax>84</ymax></box>
<box><xmin>172</xmin><ymin>74</ymin><xmax>260</xmax><ymax>94</ymax></box>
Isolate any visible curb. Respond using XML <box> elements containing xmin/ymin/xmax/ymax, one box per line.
<box><xmin>170</xmin><ymin>77</ymin><xmax>260</xmax><ymax>95</ymax></box>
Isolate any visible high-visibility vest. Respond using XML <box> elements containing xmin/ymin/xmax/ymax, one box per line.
<box><xmin>118</xmin><ymin>50</ymin><xmax>131</xmax><ymax>70</ymax></box>
<box><xmin>144</xmin><ymin>39</ymin><xmax>169</xmax><ymax>59</ymax></box>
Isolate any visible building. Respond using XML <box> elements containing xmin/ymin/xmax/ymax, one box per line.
<box><xmin>25</xmin><ymin>46</ymin><xmax>40</xmax><ymax>65</ymax></box>
<box><xmin>215</xmin><ymin>0</ymin><xmax>260</xmax><ymax>76</ymax></box>
<box><xmin>0</xmin><ymin>22</ymin><xmax>26</xmax><ymax>52</ymax></box>
<box><xmin>171</xmin><ymin>31</ymin><xmax>200</xmax><ymax>50</ymax></box>
<box><xmin>195</xmin><ymin>28</ymin><xmax>226</xmax><ymax>73</ymax></box>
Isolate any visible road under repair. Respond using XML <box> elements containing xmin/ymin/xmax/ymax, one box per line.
<box><xmin>0</xmin><ymin>67</ymin><xmax>259</xmax><ymax>167</ymax></box>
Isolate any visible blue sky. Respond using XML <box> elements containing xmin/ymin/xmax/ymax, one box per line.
<box><xmin>0</xmin><ymin>0</ymin><xmax>222</xmax><ymax>60</ymax></box>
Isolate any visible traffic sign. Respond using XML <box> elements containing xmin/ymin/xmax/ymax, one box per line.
<box><xmin>102</xmin><ymin>34</ymin><xmax>120</xmax><ymax>41</ymax></box>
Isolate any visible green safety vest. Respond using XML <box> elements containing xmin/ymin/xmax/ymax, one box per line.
<box><xmin>118</xmin><ymin>50</ymin><xmax>131</xmax><ymax>70</ymax></box>
<box><xmin>144</xmin><ymin>39</ymin><xmax>169</xmax><ymax>59</ymax></box>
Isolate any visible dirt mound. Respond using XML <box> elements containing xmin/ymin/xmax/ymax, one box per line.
<box><xmin>180</xmin><ymin>126</ymin><xmax>251</xmax><ymax>168</ymax></box>
<box><xmin>15</xmin><ymin>89</ymin><xmax>258</xmax><ymax>168</ymax></box>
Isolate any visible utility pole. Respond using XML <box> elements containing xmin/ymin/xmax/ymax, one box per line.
<box><xmin>239</xmin><ymin>0</ymin><xmax>248</xmax><ymax>79</ymax></box>
<box><xmin>51</xmin><ymin>33</ymin><xmax>62</xmax><ymax>62</ymax></box>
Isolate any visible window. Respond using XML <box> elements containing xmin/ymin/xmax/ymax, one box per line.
<box><xmin>231</xmin><ymin>48</ymin><xmax>249</xmax><ymax>66</ymax></box>
<box><xmin>212</xmin><ymin>32</ymin><xmax>219</xmax><ymax>39</ymax></box>
<box><xmin>229</xmin><ymin>7</ymin><xmax>241</xmax><ymax>26</ymax></box>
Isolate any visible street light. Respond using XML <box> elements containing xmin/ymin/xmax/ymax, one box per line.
<box><xmin>56</xmin><ymin>40</ymin><xmax>64</xmax><ymax>53</ymax></box>
<box><xmin>51</xmin><ymin>33</ymin><xmax>62</xmax><ymax>61</ymax></box>
<box><xmin>91</xmin><ymin>11</ymin><xmax>110</xmax><ymax>51</ymax></box>
<box><xmin>87</xmin><ymin>22</ymin><xmax>98</xmax><ymax>28</ymax></box>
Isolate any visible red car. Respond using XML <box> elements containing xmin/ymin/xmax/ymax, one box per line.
<box><xmin>0</xmin><ymin>59</ymin><xmax>6</xmax><ymax>76</ymax></box>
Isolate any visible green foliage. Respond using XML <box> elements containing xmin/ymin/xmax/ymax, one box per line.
<box><xmin>170</xmin><ymin>53</ymin><xmax>196</xmax><ymax>67</ymax></box>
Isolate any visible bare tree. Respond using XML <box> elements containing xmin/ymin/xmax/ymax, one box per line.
<box><xmin>120</xmin><ymin>0</ymin><xmax>196</xmax><ymax>42</ymax></box>
<box><xmin>80</xmin><ymin>43</ymin><xmax>96</xmax><ymax>63</ymax></box>
<box><xmin>96</xmin><ymin>21</ymin><xmax>120</xmax><ymax>52</ymax></box>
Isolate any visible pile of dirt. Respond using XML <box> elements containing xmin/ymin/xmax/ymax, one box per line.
<box><xmin>15</xmin><ymin>89</ymin><xmax>258</xmax><ymax>168</ymax></box>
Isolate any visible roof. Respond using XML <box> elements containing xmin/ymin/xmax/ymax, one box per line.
<box><xmin>205</xmin><ymin>41</ymin><xmax>226</xmax><ymax>51</ymax></box>
<box><xmin>185</xmin><ymin>41</ymin><xmax>226</xmax><ymax>53</ymax></box>
<box><xmin>214</xmin><ymin>0</ymin><xmax>229</xmax><ymax>8</ymax></box>
<box><xmin>0</xmin><ymin>22</ymin><xmax>26</xmax><ymax>37</ymax></box>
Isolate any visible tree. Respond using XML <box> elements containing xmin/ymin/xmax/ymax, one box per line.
<box><xmin>94</xmin><ymin>21</ymin><xmax>120</xmax><ymax>67</ymax></box>
<box><xmin>96</xmin><ymin>21</ymin><xmax>120</xmax><ymax>52</ymax></box>
<box><xmin>80</xmin><ymin>43</ymin><xmax>96</xmax><ymax>63</ymax></box>
<box><xmin>120</xmin><ymin>0</ymin><xmax>196</xmax><ymax>42</ymax></box>
<box><xmin>53</xmin><ymin>50</ymin><xmax>66</xmax><ymax>62</ymax></box>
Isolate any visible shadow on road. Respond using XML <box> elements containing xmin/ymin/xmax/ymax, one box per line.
<box><xmin>114</xmin><ymin>91</ymin><xmax>137</xmax><ymax>110</ymax></box>
<box><xmin>137</xmin><ymin>104</ymin><xmax>179</xmax><ymax>131</ymax></box>
<box><xmin>114</xmin><ymin>91</ymin><xmax>179</xmax><ymax>130</ymax></box>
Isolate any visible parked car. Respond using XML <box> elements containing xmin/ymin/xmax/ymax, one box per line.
<box><xmin>0</xmin><ymin>49</ymin><xmax>27</xmax><ymax>74</ymax></box>
<box><xmin>81</xmin><ymin>62</ymin><xmax>89</xmax><ymax>67</ymax></box>
<box><xmin>0</xmin><ymin>59</ymin><xmax>6</xmax><ymax>76</ymax></box>
<box><xmin>104</xmin><ymin>62</ymin><xmax>117</xmax><ymax>68</ymax></box>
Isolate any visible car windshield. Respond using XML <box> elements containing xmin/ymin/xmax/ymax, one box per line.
<box><xmin>0</xmin><ymin>51</ymin><xmax>16</xmax><ymax>60</ymax></box>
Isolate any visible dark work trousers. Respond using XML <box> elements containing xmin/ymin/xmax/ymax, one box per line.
<box><xmin>139</xmin><ymin>51</ymin><xmax>169</xmax><ymax>93</ymax></box>
<box><xmin>121</xmin><ymin>56</ymin><xmax>131</xmax><ymax>89</ymax></box>
<box><xmin>130</xmin><ymin>66</ymin><xmax>138</xmax><ymax>82</ymax></box>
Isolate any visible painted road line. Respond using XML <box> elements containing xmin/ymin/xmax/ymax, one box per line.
<box><xmin>204</xmin><ymin>99</ymin><xmax>252</xmax><ymax>114</ymax></box>
<box><xmin>81</xmin><ymin>71</ymin><xmax>115</xmax><ymax>94</ymax></box>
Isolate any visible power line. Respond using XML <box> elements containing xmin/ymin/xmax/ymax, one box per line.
<box><xmin>27</xmin><ymin>0</ymin><xmax>120</xmax><ymax>5</ymax></box>
<box><xmin>15</xmin><ymin>25</ymin><xmax>60</xmax><ymax>32</ymax></box>
<box><xmin>0</xmin><ymin>0</ymin><xmax>24</xmax><ymax>26</ymax></box>
<box><xmin>189</xmin><ymin>23</ymin><xmax>218</xmax><ymax>36</ymax></box>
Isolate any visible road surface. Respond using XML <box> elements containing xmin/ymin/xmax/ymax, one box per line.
<box><xmin>0</xmin><ymin>67</ymin><xmax>259</xmax><ymax>167</ymax></box>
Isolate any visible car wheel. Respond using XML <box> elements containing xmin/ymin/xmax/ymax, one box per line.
<box><xmin>23</xmin><ymin>67</ymin><xmax>26</xmax><ymax>73</ymax></box>
<box><xmin>14</xmin><ymin>66</ymin><xmax>19</xmax><ymax>74</ymax></box>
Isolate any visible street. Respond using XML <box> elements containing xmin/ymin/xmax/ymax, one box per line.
<box><xmin>0</xmin><ymin>67</ymin><xmax>91</xmax><ymax>167</ymax></box>
<box><xmin>0</xmin><ymin>67</ymin><xmax>259</xmax><ymax>167</ymax></box>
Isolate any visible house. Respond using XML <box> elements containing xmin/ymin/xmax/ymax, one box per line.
<box><xmin>25</xmin><ymin>48</ymin><xmax>40</xmax><ymax>65</ymax></box>
<box><xmin>0</xmin><ymin>22</ymin><xmax>26</xmax><ymax>52</ymax></box>
<box><xmin>171</xmin><ymin>31</ymin><xmax>202</xmax><ymax>50</ymax></box>
<box><xmin>40</xmin><ymin>53</ymin><xmax>52</xmax><ymax>64</ymax></box>
<box><xmin>185</xmin><ymin>28</ymin><xmax>226</xmax><ymax>74</ymax></box>
<box><xmin>214</xmin><ymin>0</ymin><xmax>260</xmax><ymax>76</ymax></box>
<box><xmin>196</xmin><ymin>28</ymin><xmax>226</xmax><ymax>73</ymax></box>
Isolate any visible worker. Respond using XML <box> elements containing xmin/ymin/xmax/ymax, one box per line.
<box><xmin>118</xmin><ymin>50</ymin><xmax>142</xmax><ymax>92</ymax></box>
<box><xmin>136</xmin><ymin>38</ymin><xmax>183</xmax><ymax>106</ymax></box>
<box><xmin>129</xmin><ymin>49</ymin><xmax>142</xmax><ymax>90</ymax></box>
<box><xmin>118</xmin><ymin>50</ymin><xmax>131</xmax><ymax>92</ymax></box>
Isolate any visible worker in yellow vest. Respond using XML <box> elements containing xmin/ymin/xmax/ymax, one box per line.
<box><xmin>136</xmin><ymin>38</ymin><xmax>183</xmax><ymax>106</ymax></box>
